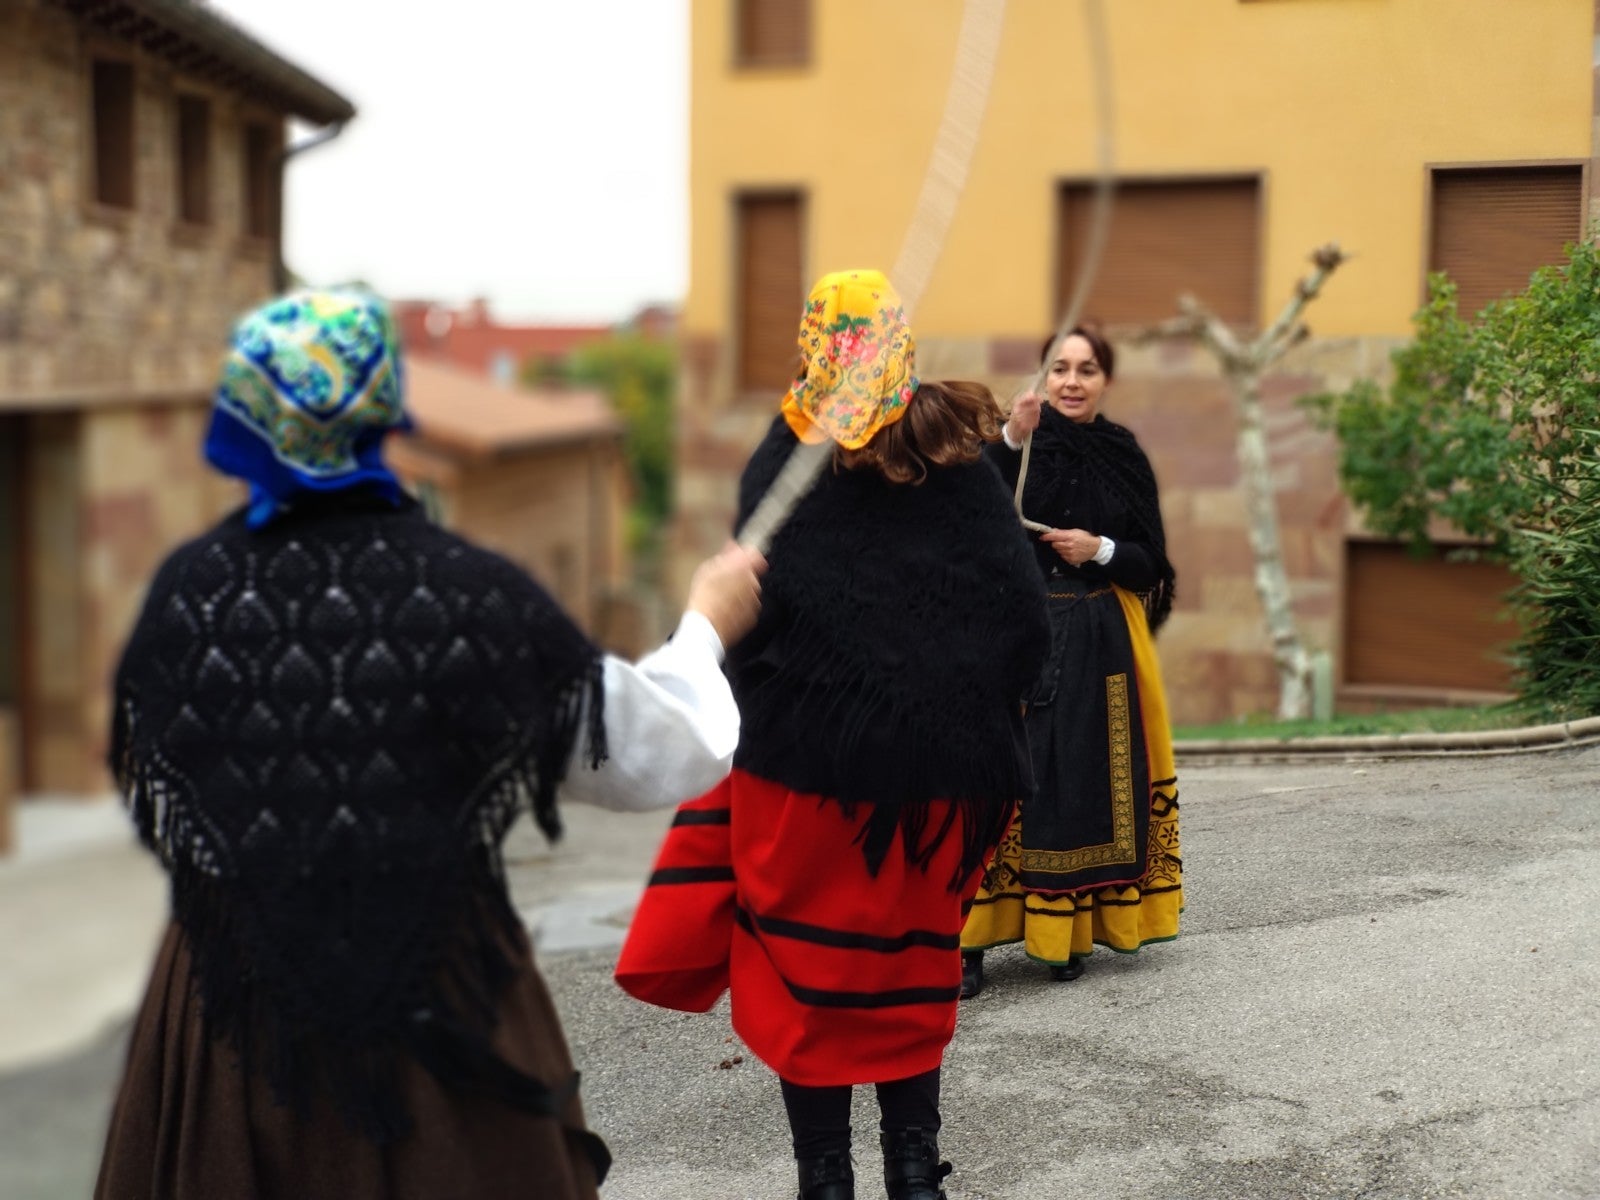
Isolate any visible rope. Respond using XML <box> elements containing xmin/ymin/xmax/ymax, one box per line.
<box><xmin>1013</xmin><ymin>0</ymin><xmax>1116</xmax><ymax>534</ymax></box>
<box><xmin>738</xmin><ymin>0</ymin><xmax>1009</xmax><ymax>556</ymax></box>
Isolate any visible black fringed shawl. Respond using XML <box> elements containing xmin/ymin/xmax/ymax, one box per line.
<box><xmin>728</xmin><ymin>418</ymin><xmax>1050</xmax><ymax>887</ymax></box>
<box><xmin>1016</xmin><ymin>407</ymin><xmax>1177</xmax><ymax>632</ymax></box>
<box><xmin>109</xmin><ymin>494</ymin><xmax>606</xmax><ymax>1144</ymax></box>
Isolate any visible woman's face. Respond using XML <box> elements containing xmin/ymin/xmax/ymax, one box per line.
<box><xmin>1044</xmin><ymin>334</ymin><xmax>1108</xmax><ymax>424</ymax></box>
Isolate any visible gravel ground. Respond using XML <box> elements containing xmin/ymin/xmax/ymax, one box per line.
<box><xmin>5</xmin><ymin>745</ymin><xmax>1597</xmax><ymax>1199</ymax></box>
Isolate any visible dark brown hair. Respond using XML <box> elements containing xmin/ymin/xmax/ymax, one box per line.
<box><xmin>1040</xmin><ymin>324</ymin><xmax>1116</xmax><ymax>381</ymax></box>
<box><xmin>839</xmin><ymin>380</ymin><xmax>1004</xmax><ymax>485</ymax></box>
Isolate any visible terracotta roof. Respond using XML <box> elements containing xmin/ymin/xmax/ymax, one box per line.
<box><xmin>392</xmin><ymin>304</ymin><xmax>613</xmax><ymax>376</ymax></box>
<box><xmin>46</xmin><ymin>0</ymin><xmax>355</xmax><ymax>125</ymax></box>
<box><xmin>400</xmin><ymin>357</ymin><xmax>621</xmax><ymax>460</ymax></box>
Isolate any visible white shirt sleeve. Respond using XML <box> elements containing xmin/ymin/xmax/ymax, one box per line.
<box><xmin>556</xmin><ymin>610</ymin><xmax>740</xmax><ymax>813</ymax></box>
<box><xmin>1092</xmin><ymin>534</ymin><xmax>1116</xmax><ymax>565</ymax></box>
<box><xmin>1002</xmin><ymin>422</ymin><xmax>1024</xmax><ymax>451</ymax></box>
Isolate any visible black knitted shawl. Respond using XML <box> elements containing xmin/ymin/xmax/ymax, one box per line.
<box><xmin>1022</xmin><ymin>407</ymin><xmax>1177</xmax><ymax>632</ymax></box>
<box><xmin>728</xmin><ymin>418</ymin><xmax>1050</xmax><ymax>886</ymax></box>
<box><xmin>109</xmin><ymin>494</ymin><xmax>606</xmax><ymax>1144</ymax></box>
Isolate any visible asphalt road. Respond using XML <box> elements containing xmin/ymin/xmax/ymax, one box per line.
<box><xmin>5</xmin><ymin>746</ymin><xmax>1597</xmax><ymax>1199</ymax></box>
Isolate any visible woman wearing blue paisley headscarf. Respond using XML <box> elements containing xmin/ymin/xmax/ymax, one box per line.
<box><xmin>95</xmin><ymin>289</ymin><xmax>764</xmax><ymax>1200</ymax></box>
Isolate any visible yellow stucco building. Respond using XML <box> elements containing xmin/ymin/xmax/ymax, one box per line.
<box><xmin>676</xmin><ymin>0</ymin><xmax>1596</xmax><ymax>724</ymax></box>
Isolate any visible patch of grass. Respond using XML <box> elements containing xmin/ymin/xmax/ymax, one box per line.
<box><xmin>1173</xmin><ymin>704</ymin><xmax>1531</xmax><ymax>742</ymax></box>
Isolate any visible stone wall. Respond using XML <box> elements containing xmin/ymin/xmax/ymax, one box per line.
<box><xmin>18</xmin><ymin>403</ymin><xmax>236</xmax><ymax>795</ymax></box>
<box><xmin>80</xmin><ymin>403</ymin><xmax>239</xmax><ymax>784</ymax></box>
<box><xmin>388</xmin><ymin>438</ymin><xmax>632</xmax><ymax>647</ymax></box>
<box><xmin>0</xmin><ymin>1</ymin><xmax>280</xmax><ymax>404</ymax></box>
<box><xmin>1</xmin><ymin>1</ymin><xmax>284</xmax><ymax>796</ymax></box>
<box><xmin>451</xmin><ymin>444</ymin><xmax>627</xmax><ymax>634</ymax></box>
<box><xmin>673</xmin><ymin>331</ymin><xmax>1399</xmax><ymax>727</ymax></box>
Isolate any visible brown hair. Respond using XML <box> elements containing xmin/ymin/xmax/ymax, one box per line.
<box><xmin>839</xmin><ymin>380</ymin><xmax>1004</xmax><ymax>484</ymax></box>
<box><xmin>1041</xmin><ymin>324</ymin><xmax>1116</xmax><ymax>380</ymax></box>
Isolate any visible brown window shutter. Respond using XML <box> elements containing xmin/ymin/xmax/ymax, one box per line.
<box><xmin>1342</xmin><ymin>541</ymin><xmax>1519</xmax><ymax>692</ymax></box>
<box><xmin>1059</xmin><ymin>178</ymin><xmax>1260</xmax><ymax>327</ymax></box>
<box><xmin>1429</xmin><ymin>166</ymin><xmax>1582</xmax><ymax>319</ymax></box>
<box><xmin>736</xmin><ymin>0</ymin><xmax>810</xmax><ymax>65</ymax></box>
<box><xmin>242</xmin><ymin>122</ymin><xmax>280</xmax><ymax>240</ymax></box>
<box><xmin>176</xmin><ymin>96</ymin><xmax>211</xmax><ymax>225</ymax></box>
<box><xmin>91</xmin><ymin>59</ymin><xmax>136</xmax><ymax>209</ymax></box>
<box><xmin>736</xmin><ymin>193</ymin><xmax>805</xmax><ymax>394</ymax></box>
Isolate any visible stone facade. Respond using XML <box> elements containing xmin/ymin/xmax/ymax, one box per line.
<box><xmin>0</xmin><ymin>1</ymin><xmax>284</xmax><ymax>404</ymax></box>
<box><xmin>0</xmin><ymin>0</ymin><xmax>338</xmax><ymax>820</ymax></box>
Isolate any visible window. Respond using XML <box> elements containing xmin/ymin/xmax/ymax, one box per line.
<box><xmin>175</xmin><ymin>95</ymin><xmax>211</xmax><ymax>225</ymax></box>
<box><xmin>735</xmin><ymin>192</ymin><xmax>805</xmax><ymax>393</ymax></box>
<box><xmin>1057</xmin><ymin>177</ymin><xmax>1261</xmax><ymax>326</ymax></box>
<box><xmin>91</xmin><ymin>59</ymin><xmax>135</xmax><ymax>209</ymax></box>
<box><xmin>242</xmin><ymin>121</ymin><xmax>279</xmax><ymax>240</ymax></box>
<box><xmin>1429</xmin><ymin>165</ymin><xmax>1583</xmax><ymax>319</ymax></box>
<box><xmin>735</xmin><ymin>0</ymin><xmax>810</xmax><ymax>67</ymax></box>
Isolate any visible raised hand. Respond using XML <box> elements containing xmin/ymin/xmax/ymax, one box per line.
<box><xmin>1006</xmin><ymin>390</ymin><xmax>1043</xmax><ymax>442</ymax></box>
<box><xmin>685</xmin><ymin>541</ymin><xmax>767</xmax><ymax>649</ymax></box>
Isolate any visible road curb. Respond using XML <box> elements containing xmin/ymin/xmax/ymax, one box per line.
<box><xmin>1175</xmin><ymin>714</ymin><xmax>1600</xmax><ymax>765</ymax></box>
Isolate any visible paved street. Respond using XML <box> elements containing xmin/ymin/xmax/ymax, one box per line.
<box><xmin>3</xmin><ymin>745</ymin><xmax>1597</xmax><ymax>1199</ymax></box>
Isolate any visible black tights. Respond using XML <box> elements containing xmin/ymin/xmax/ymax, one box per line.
<box><xmin>780</xmin><ymin>1067</ymin><xmax>941</xmax><ymax>1159</ymax></box>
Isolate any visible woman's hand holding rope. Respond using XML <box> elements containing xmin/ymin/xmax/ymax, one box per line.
<box><xmin>1004</xmin><ymin>390</ymin><xmax>1042</xmax><ymax>445</ymax></box>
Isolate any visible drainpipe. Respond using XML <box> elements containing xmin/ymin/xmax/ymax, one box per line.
<box><xmin>273</xmin><ymin>121</ymin><xmax>349</xmax><ymax>293</ymax></box>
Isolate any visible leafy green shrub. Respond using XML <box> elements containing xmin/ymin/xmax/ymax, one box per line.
<box><xmin>1307</xmin><ymin>240</ymin><xmax>1600</xmax><ymax>717</ymax></box>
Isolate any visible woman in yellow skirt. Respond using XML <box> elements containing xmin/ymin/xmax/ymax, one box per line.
<box><xmin>960</xmin><ymin>327</ymin><xmax>1181</xmax><ymax>997</ymax></box>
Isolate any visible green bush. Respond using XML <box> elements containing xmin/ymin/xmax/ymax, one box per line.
<box><xmin>1307</xmin><ymin>240</ymin><xmax>1600</xmax><ymax>718</ymax></box>
<box><xmin>529</xmin><ymin>333</ymin><xmax>677</xmax><ymax>550</ymax></box>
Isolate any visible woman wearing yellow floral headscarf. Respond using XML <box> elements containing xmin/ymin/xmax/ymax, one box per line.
<box><xmin>618</xmin><ymin>270</ymin><xmax>1049</xmax><ymax>1200</ymax></box>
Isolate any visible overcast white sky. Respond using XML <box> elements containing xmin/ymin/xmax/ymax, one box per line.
<box><xmin>214</xmin><ymin>0</ymin><xmax>689</xmax><ymax>322</ymax></box>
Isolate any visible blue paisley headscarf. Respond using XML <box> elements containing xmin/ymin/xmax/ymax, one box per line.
<box><xmin>203</xmin><ymin>288</ymin><xmax>412</xmax><ymax>528</ymax></box>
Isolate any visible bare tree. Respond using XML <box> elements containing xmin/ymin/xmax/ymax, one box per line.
<box><xmin>1139</xmin><ymin>244</ymin><xmax>1347</xmax><ymax>720</ymax></box>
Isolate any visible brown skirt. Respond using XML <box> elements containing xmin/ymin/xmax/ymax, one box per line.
<box><xmin>96</xmin><ymin>922</ymin><xmax>602</xmax><ymax>1200</ymax></box>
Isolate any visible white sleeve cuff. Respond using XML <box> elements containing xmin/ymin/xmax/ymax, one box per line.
<box><xmin>671</xmin><ymin>608</ymin><xmax>726</xmax><ymax>665</ymax></box>
<box><xmin>1092</xmin><ymin>535</ymin><xmax>1116</xmax><ymax>565</ymax></box>
<box><xmin>1002</xmin><ymin>423</ymin><xmax>1023</xmax><ymax>451</ymax></box>
<box><xmin>555</xmin><ymin>612</ymin><xmax>740</xmax><ymax>813</ymax></box>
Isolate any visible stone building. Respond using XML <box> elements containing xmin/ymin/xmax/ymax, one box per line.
<box><xmin>675</xmin><ymin>0</ymin><xmax>1598</xmax><ymax>726</ymax></box>
<box><xmin>0</xmin><ymin>0</ymin><xmax>354</xmax><ymax>842</ymax></box>
<box><xmin>388</xmin><ymin>358</ymin><xmax>632</xmax><ymax>649</ymax></box>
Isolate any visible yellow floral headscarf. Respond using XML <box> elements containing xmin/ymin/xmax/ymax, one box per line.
<box><xmin>781</xmin><ymin>269</ymin><xmax>918</xmax><ymax>450</ymax></box>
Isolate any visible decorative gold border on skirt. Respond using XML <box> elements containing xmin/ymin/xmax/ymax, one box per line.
<box><xmin>1020</xmin><ymin>671</ymin><xmax>1138</xmax><ymax>873</ymax></box>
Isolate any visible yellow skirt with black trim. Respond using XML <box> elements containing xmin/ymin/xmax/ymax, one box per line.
<box><xmin>961</xmin><ymin>587</ymin><xmax>1181</xmax><ymax>963</ymax></box>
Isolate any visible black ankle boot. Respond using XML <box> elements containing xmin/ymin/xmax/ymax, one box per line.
<box><xmin>1049</xmin><ymin>956</ymin><xmax>1084</xmax><ymax>982</ymax></box>
<box><xmin>881</xmin><ymin>1127</ymin><xmax>952</xmax><ymax>1200</ymax></box>
<box><xmin>959</xmin><ymin>951</ymin><xmax>983</xmax><ymax>1000</ymax></box>
<box><xmin>796</xmin><ymin>1148</ymin><xmax>854</xmax><ymax>1200</ymax></box>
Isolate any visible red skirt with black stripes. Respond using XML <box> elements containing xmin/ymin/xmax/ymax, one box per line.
<box><xmin>616</xmin><ymin>769</ymin><xmax>995</xmax><ymax>1086</ymax></box>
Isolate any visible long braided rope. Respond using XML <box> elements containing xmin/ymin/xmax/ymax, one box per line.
<box><xmin>738</xmin><ymin>0</ymin><xmax>1008</xmax><ymax>555</ymax></box>
<box><xmin>1014</xmin><ymin>0</ymin><xmax>1115</xmax><ymax>533</ymax></box>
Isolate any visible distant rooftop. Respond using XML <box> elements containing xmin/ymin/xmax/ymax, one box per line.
<box><xmin>46</xmin><ymin>0</ymin><xmax>355</xmax><ymax>125</ymax></box>
<box><xmin>392</xmin><ymin>299</ymin><xmax>617</xmax><ymax>383</ymax></box>
<box><xmin>401</xmin><ymin>356</ymin><xmax>621</xmax><ymax>460</ymax></box>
